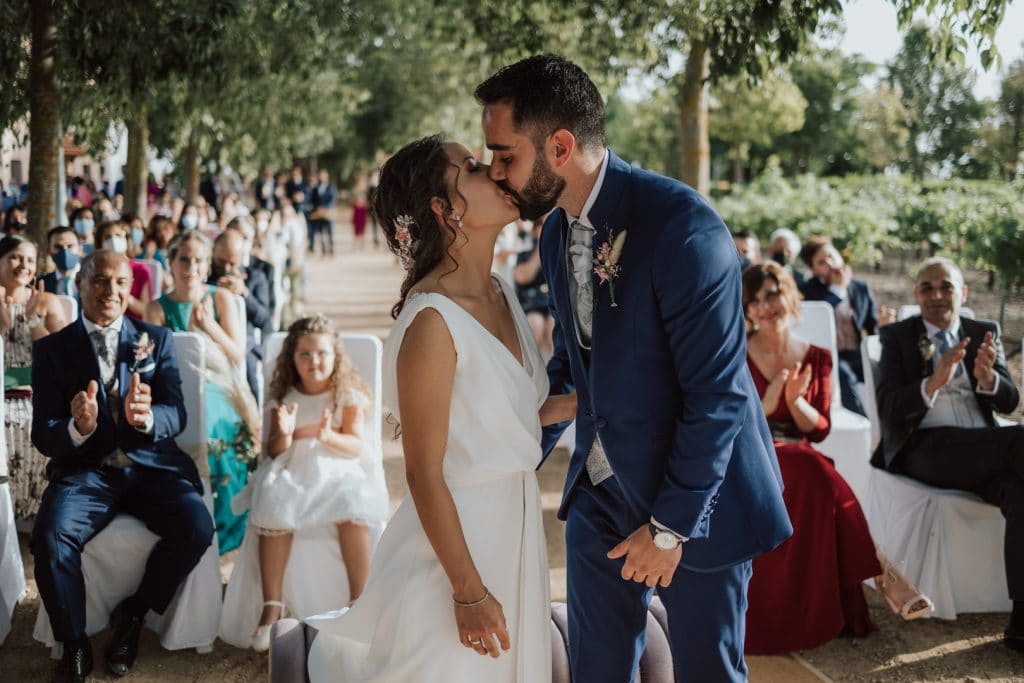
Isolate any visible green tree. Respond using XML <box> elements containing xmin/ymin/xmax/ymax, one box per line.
<box><xmin>854</xmin><ymin>82</ymin><xmax>911</xmax><ymax>172</ymax></box>
<box><xmin>710</xmin><ymin>72</ymin><xmax>807</xmax><ymax>183</ymax></box>
<box><xmin>605</xmin><ymin>90</ymin><xmax>681</xmax><ymax>178</ymax></box>
<box><xmin>998</xmin><ymin>55</ymin><xmax>1024</xmax><ymax>178</ymax></box>
<box><xmin>888</xmin><ymin>23</ymin><xmax>986</xmax><ymax>178</ymax></box>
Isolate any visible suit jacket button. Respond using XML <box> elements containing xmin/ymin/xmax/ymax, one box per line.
<box><xmin>596</xmin><ymin>417</ymin><xmax>608</xmax><ymax>429</ymax></box>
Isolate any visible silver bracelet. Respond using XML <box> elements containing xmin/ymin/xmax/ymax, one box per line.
<box><xmin>453</xmin><ymin>587</ymin><xmax>489</xmax><ymax>607</ymax></box>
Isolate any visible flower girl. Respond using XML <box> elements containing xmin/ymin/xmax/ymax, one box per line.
<box><xmin>232</xmin><ymin>315</ymin><xmax>388</xmax><ymax>650</ymax></box>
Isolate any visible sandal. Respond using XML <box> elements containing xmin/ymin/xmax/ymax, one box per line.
<box><xmin>875</xmin><ymin>562</ymin><xmax>934</xmax><ymax>620</ymax></box>
<box><xmin>252</xmin><ymin>600</ymin><xmax>287</xmax><ymax>652</ymax></box>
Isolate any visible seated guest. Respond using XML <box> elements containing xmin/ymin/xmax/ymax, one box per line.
<box><xmin>743</xmin><ymin>263</ymin><xmax>932</xmax><ymax>654</ymax></box>
<box><xmin>69</xmin><ymin>207</ymin><xmax>96</xmax><ymax>254</ymax></box>
<box><xmin>142</xmin><ymin>215</ymin><xmax>176</xmax><ymax>271</ymax></box>
<box><xmin>40</xmin><ymin>226</ymin><xmax>84</xmax><ymax>297</ymax></box>
<box><xmin>95</xmin><ymin>220</ymin><xmax>154</xmax><ymax>320</ymax></box>
<box><xmin>767</xmin><ymin>227</ymin><xmax>807</xmax><ymax>287</ymax></box>
<box><xmin>30</xmin><ymin>250</ymin><xmax>213</xmax><ymax>682</ymax></box>
<box><xmin>798</xmin><ymin>236</ymin><xmax>893</xmax><ymax>416</ymax></box>
<box><xmin>209</xmin><ymin>226</ymin><xmax>273</xmax><ymax>402</ymax></box>
<box><xmin>731</xmin><ymin>229</ymin><xmax>761</xmax><ymax>270</ymax></box>
<box><xmin>2</xmin><ymin>236</ymin><xmax>68</xmax><ymax>521</ymax></box>
<box><xmin>144</xmin><ymin>230</ymin><xmax>259</xmax><ymax>553</ymax></box>
<box><xmin>227</xmin><ymin>215</ymin><xmax>277</xmax><ymax>319</ymax></box>
<box><xmin>873</xmin><ymin>257</ymin><xmax>1024</xmax><ymax>653</ymax></box>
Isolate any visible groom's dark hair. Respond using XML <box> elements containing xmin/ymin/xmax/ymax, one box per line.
<box><xmin>475</xmin><ymin>54</ymin><xmax>605</xmax><ymax>151</ymax></box>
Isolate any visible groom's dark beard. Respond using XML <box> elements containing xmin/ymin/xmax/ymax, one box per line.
<box><xmin>501</xmin><ymin>154</ymin><xmax>565</xmax><ymax>221</ymax></box>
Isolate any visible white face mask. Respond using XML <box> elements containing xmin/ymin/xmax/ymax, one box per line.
<box><xmin>256</xmin><ymin>218</ymin><xmax>269</xmax><ymax>232</ymax></box>
<box><xmin>103</xmin><ymin>235</ymin><xmax>129</xmax><ymax>254</ymax></box>
<box><xmin>242</xmin><ymin>239</ymin><xmax>253</xmax><ymax>266</ymax></box>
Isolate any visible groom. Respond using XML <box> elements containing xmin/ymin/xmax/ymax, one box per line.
<box><xmin>31</xmin><ymin>250</ymin><xmax>213</xmax><ymax>682</ymax></box>
<box><xmin>478</xmin><ymin>55</ymin><xmax>791</xmax><ymax>681</ymax></box>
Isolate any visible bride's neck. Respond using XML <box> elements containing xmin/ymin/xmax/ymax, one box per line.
<box><xmin>430</xmin><ymin>231</ymin><xmax>500</xmax><ymax>299</ymax></box>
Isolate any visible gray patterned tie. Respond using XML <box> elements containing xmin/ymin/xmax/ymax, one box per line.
<box><xmin>568</xmin><ymin>220</ymin><xmax>594</xmax><ymax>345</ymax></box>
<box><xmin>91</xmin><ymin>329</ymin><xmax>120</xmax><ymax>421</ymax></box>
<box><xmin>935</xmin><ymin>330</ymin><xmax>964</xmax><ymax>378</ymax></box>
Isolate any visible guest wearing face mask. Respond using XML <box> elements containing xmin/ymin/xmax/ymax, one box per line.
<box><xmin>178</xmin><ymin>204</ymin><xmax>201</xmax><ymax>232</ymax></box>
<box><xmin>40</xmin><ymin>227</ymin><xmax>84</xmax><ymax>298</ymax></box>
<box><xmin>70</xmin><ymin>207</ymin><xmax>97</xmax><ymax>254</ymax></box>
<box><xmin>767</xmin><ymin>228</ymin><xmax>808</xmax><ymax>287</ymax></box>
<box><xmin>95</xmin><ymin>220</ymin><xmax>154</xmax><ymax>320</ymax></box>
<box><xmin>121</xmin><ymin>213</ymin><xmax>147</xmax><ymax>258</ymax></box>
<box><xmin>209</xmin><ymin>225</ymin><xmax>273</xmax><ymax>402</ymax></box>
<box><xmin>226</xmin><ymin>216</ymin><xmax>276</xmax><ymax>322</ymax></box>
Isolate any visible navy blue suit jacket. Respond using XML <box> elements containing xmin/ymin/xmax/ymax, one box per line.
<box><xmin>799</xmin><ymin>276</ymin><xmax>878</xmax><ymax>339</ymax></box>
<box><xmin>30</xmin><ymin>316</ymin><xmax>200</xmax><ymax>491</ymax></box>
<box><xmin>540</xmin><ymin>151</ymin><xmax>791</xmax><ymax>571</ymax></box>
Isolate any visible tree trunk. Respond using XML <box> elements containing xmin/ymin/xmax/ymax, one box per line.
<box><xmin>184</xmin><ymin>130</ymin><xmax>200</xmax><ymax>202</ymax></box>
<box><xmin>27</xmin><ymin>0</ymin><xmax>61</xmax><ymax>249</ymax></box>
<box><xmin>731</xmin><ymin>144</ymin><xmax>747</xmax><ymax>185</ymax></box>
<box><xmin>124</xmin><ymin>103</ymin><xmax>149</xmax><ymax>220</ymax></box>
<box><xmin>678</xmin><ymin>38</ymin><xmax>710</xmax><ymax>196</ymax></box>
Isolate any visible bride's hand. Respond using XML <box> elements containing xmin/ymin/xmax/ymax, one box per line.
<box><xmin>539</xmin><ymin>391</ymin><xmax>577</xmax><ymax>426</ymax></box>
<box><xmin>455</xmin><ymin>590</ymin><xmax>511</xmax><ymax>658</ymax></box>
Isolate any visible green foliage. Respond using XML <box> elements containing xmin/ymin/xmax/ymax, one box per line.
<box><xmin>605</xmin><ymin>90</ymin><xmax>681</xmax><ymax>178</ymax></box>
<box><xmin>716</xmin><ymin>173</ymin><xmax>1024</xmax><ymax>291</ymax></box>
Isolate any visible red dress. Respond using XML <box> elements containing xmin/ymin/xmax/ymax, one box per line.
<box><xmin>744</xmin><ymin>344</ymin><xmax>882</xmax><ymax>654</ymax></box>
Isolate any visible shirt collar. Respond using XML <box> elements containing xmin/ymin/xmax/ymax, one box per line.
<box><xmin>922</xmin><ymin>317</ymin><xmax>960</xmax><ymax>339</ymax></box>
<box><xmin>83</xmin><ymin>314</ymin><xmax>124</xmax><ymax>336</ymax></box>
<box><xmin>566</xmin><ymin>150</ymin><xmax>609</xmax><ymax>230</ymax></box>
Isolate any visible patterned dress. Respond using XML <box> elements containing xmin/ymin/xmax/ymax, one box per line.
<box><xmin>4</xmin><ymin>303</ymin><xmax>48</xmax><ymax>520</ymax></box>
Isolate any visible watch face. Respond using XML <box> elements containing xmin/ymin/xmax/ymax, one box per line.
<box><xmin>654</xmin><ymin>532</ymin><xmax>678</xmax><ymax>551</ymax></box>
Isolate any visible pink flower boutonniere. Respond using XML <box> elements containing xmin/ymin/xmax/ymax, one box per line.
<box><xmin>131</xmin><ymin>332</ymin><xmax>156</xmax><ymax>373</ymax></box>
<box><xmin>593</xmin><ymin>230</ymin><xmax>627</xmax><ymax>308</ymax></box>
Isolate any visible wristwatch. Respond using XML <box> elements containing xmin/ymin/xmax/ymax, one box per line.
<box><xmin>648</xmin><ymin>522</ymin><xmax>681</xmax><ymax>551</ymax></box>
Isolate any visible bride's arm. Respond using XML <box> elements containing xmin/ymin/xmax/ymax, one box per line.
<box><xmin>397</xmin><ymin>308</ymin><xmax>510</xmax><ymax>658</ymax></box>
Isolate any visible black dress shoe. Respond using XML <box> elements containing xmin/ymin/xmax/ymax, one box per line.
<box><xmin>106</xmin><ymin>602</ymin><xmax>144</xmax><ymax>676</ymax></box>
<box><xmin>53</xmin><ymin>640</ymin><xmax>93</xmax><ymax>683</ymax></box>
<box><xmin>1005</xmin><ymin>625</ymin><xmax>1024</xmax><ymax>652</ymax></box>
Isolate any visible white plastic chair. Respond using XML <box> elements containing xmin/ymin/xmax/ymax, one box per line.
<box><xmin>1</xmin><ymin>340</ymin><xmax>27</xmax><ymax>646</ymax></box>
<box><xmin>219</xmin><ymin>332</ymin><xmax>386</xmax><ymax>648</ymax></box>
<box><xmin>897</xmin><ymin>304</ymin><xmax>976</xmax><ymax>321</ymax></box>
<box><xmin>34</xmin><ymin>333</ymin><xmax>223</xmax><ymax>654</ymax></box>
<box><xmin>790</xmin><ymin>301</ymin><xmax>873</xmax><ymax>503</ymax></box>
<box><xmin>55</xmin><ymin>294</ymin><xmax>78</xmax><ymax>325</ymax></box>
<box><xmin>861</xmin><ymin>334</ymin><xmax>1010</xmax><ymax>619</ymax></box>
<box><xmin>135</xmin><ymin>259</ymin><xmax>164</xmax><ymax>298</ymax></box>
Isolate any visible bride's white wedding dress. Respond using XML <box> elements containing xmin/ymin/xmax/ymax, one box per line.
<box><xmin>306</xmin><ymin>276</ymin><xmax>552</xmax><ymax>683</ymax></box>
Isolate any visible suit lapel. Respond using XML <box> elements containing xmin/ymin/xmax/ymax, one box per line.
<box><xmin>118</xmin><ymin>316</ymin><xmax>137</xmax><ymax>396</ymax></box>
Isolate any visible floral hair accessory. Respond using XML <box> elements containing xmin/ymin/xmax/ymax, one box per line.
<box><xmin>395</xmin><ymin>214</ymin><xmax>416</xmax><ymax>271</ymax></box>
<box><xmin>593</xmin><ymin>229</ymin><xmax>627</xmax><ymax>308</ymax></box>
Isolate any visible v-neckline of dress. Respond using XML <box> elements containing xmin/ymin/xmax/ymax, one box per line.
<box><xmin>410</xmin><ymin>277</ymin><xmax>530</xmax><ymax>376</ymax></box>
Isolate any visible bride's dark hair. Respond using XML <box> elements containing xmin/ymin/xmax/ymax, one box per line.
<box><xmin>371</xmin><ymin>134</ymin><xmax>466</xmax><ymax>318</ymax></box>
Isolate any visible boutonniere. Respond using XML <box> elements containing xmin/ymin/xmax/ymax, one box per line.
<box><xmin>918</xmin><ymin>333</ymin><xmax>936</xmax><ymax>364</ymax></box>
<box><xmin>131</xmin><ymin>332</ymin><xmax>156</xmax><ymax>373</ymax></box>
<box><xmin>593</xmin><ymin>229</ymin><xmax>627</xmax><ymax>308</ymax></box>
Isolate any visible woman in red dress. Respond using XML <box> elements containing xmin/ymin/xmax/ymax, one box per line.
<box><xmin>742</xmin><ymin>262</ymin><xmax>933</xmax><ymax>655</ymax></box>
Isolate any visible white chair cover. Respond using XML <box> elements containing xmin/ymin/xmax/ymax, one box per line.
<box><xmin>1</xmin><ymin>340</ymin><xmax>27</xmax><ymax>646</ymax></box>
<box><xmin>220</xmin><ymin>332</ymin><xmax>386</xmax><ymax>648</ymax></box>
<box><xmin>861</xmin><ymin>333</ymin><xmax>1010</xmax><ymax>618</ymax></box>
<box><xmin>55</xmin><ymin>295</ymin><xmax>78</xmax><ymax>326</ymax></box>
<box><xmin>33</xmin><ymin>333</ymin><xmax>222</xmax><ymax>653</ymax></box>
<box><xmin>790</xmin><ymin>301</ymin><xmax>873</xmax><ymax>502</ymax></box>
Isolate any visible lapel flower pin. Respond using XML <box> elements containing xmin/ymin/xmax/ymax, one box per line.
<box><xmin>131</xmin><ymin>332</ymin><xmax>156</xmax><ymax>373</ymax></box>
<box><xmin>917</xmin><ymin>333</ymin><xmax>936</xmax><ymax>364</ymax></box>
<box><xmin>593</xmin><ymin>229</ymin><xmax>627</xmax><ymax>308</ymax></box>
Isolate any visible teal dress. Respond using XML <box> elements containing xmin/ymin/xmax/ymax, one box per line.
<box><xmin>158</xmin><ymin>287</ymin><xmax>252</xmax><ymax>553</ymax></box>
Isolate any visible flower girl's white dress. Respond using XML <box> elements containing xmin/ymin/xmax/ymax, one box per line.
<box><xmin>306</xmin><ymin>277</ymin><xmax>552</xmax><ymax>683</ymax></box>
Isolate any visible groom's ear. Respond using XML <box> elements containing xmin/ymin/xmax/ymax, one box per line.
<box><xmin>548</xmin><ymin>129</ymin><xmax>576</xmax><ymax>171</ymax></box>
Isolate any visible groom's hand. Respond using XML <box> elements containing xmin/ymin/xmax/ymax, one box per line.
<box><xmin>607</xmin><ymin>526</ymin><xmax>682</xmax><ymax>588</ymax></box>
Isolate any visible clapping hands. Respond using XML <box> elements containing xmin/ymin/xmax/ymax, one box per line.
<box><xmin>762</xmin><ymin>362</ymin><xmax>813</xmax><ymax>415</ymax></box>
<box><xmin>72</xmin><ymin>380</ymin><xmax>100</xmax><ymax>435</ymax></box>
<box><xmin>123</xmin><ymin>372</ymin><xmax>153</xmax><ymax>429</ymax></box>
<box><xmin>216</xmin><ymin>272</ymin><xmax>248</xmax><ymax>297</ymax></box>
<box><xmin>973</xmin><ymin>331</ymin><xmax>998</xmax><ymax>391</ymax></box>
<box><xmin>271</xmin><ymin>402</ymin><xmax>298</xmax><ymax>438</ymax></box>
<box><xmin>925</xmin><ymin>336</ymin><xmax>970</xmax><ymax>396</ymax></box>
<box><xmin>189</xmin><ymin>296</ymin><xmax>216</xmax><ymax>334</ymax></box>
<box><xmin>293</xmin><ymin>408</ymin><xmax>334</xmax><ymax>441</ymax></box>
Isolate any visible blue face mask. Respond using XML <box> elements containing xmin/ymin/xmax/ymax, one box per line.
<box><xmin>73</xmin><ymin>218</ymin><xmax>94</xmax><ymax>236</ymax></box>
<box><xmin>52</xmin><ymin>247</ymin><xmax>80</xmax><ymax>272</ymax></box>
<box><xmin>131</xmin><ymin>227</ymin><xmax>145</xmax><ymax>246</ymax></box>
<box><xmin>181</xmin><ymin>214</ymin><xmax>198</xmax><ymax>230</ymax></box>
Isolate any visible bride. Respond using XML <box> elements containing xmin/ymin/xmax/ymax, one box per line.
<box><xmin>306</xmin><ymin>135</ymin><xmax>575</xmax><ymax>682</ymax></box>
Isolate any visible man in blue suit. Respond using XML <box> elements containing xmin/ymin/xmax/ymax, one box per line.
<box><xmin>31</xmin><ymin>250</ymin><xmax>213</xmax><ymax>682</ymax></box>
<box><xmin>478</xmin><ymin>55</ymin><xmax>791</xmax><ymax>682</ymax></box>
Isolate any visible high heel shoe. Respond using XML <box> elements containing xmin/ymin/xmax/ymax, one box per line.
<box><xmin>252</xmin><ymin>600</ymin><xmax>287</xmax><ymax>652</ymax></box>
<box><xmin>875</xmin><ymin>562</ymin><xmax>935</xmax><ymax>621</ymax></box>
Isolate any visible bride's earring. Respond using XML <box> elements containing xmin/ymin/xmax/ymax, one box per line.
<box><xmin>454</xmin><ymin>214</ymin><xmax>463</xmax><ymax>230</ymax></box>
